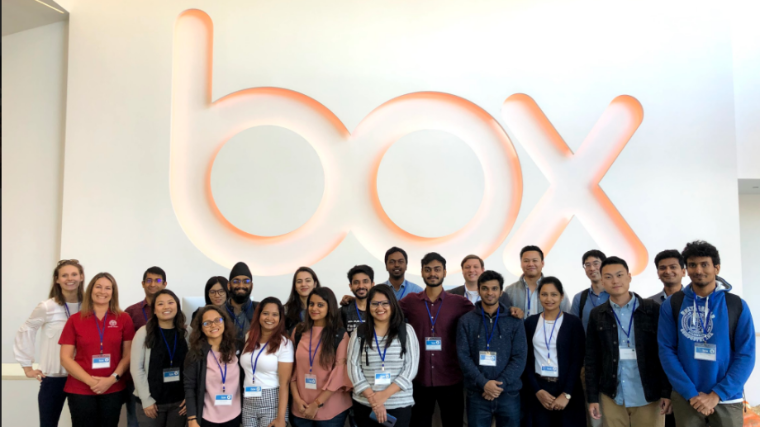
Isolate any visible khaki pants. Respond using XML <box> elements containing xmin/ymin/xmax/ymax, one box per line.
<box><xmin>670</xmin><ymin>391</ymin><xmax>744</xmax><ymax>427</ymax></box>
<box><xmin>581</xmin><ymin>367</ymin><xmax>603</xmax><ymax>427</ymax></box>
<box><xmin>599</xmin><ymin>393</ymin><xmax>664</xmax><ymax>427</ymax></box>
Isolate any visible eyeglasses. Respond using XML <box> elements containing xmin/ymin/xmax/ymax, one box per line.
<box><xmin>232</xmin><ymin>279</ymin><xmax>252</xmax><ymax>286</ymax></box>
<box><xmin>202</xmin><ymin>317</ymin><xmax>224</xmax><ymax>328</ymax></box>
<box><xmin>209</xmin><ymin>290</ymin><xmax>226</xmax><ymax>296</ymax></box>
<box><xmin>57</xmin><ymin>259</ymin><xmax>80</xmax><ymax>265</ymax></box>
<box><xmin>370</xmin><ymin>301</ymin><xmax>391</xmax><ymax>308</ymax></box>
<box><xmin>144</xmin><ymin>278</ymin><xmax>164</xmax><ymax>285</ymax></box>
<box><xmin>583</xmin><ymin>261</ymin><xmax>601</xmax><ymax>269</ymax></box>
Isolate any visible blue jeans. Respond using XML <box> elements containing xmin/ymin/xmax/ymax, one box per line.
<box><xmin>290</xmin><ymin>409</ymin><xmax>349</xmax><ymax>427</ymax></box>
<box><xmin>466</xmin><ymin>389</ymin><xmax>520</xmax><ymax>427</ymax></box>
<box><xmin>39</xmin><ymin>376</ymin><xmax>68</xmax><ymax>427</ymax></box>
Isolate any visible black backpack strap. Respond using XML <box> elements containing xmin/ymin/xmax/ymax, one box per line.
<box><xmin>294</xmin><ymin>329</ymin><xmax>303</xmax><ymax>350</ymax></box>
<box><xmin>398</xmin><ymin>323</ymin><xmax>407</xmax><ymax>357</ymax></box>
<box><xmin>334</xmin><ymin>327</ymin><xmax>346</xmax><ymax>350</ymax></box>
<box><xmin>579</xmin><ymin>289</ymin><xmax>590</xmax><ymax>315</ymax></box>
<box><xmin>725</xmin><ymin>293</ymin><xmax>743</xmax><ymax>352</ymax></box>
<box><xmin>669</xmin><ymin>291</ymin><xmax>686</xmax><ymax>343</ymax></box>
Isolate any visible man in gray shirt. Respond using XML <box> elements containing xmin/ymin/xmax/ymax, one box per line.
<box><xmin>648</xmin><ymin>249</ymin><xmax>685</xmax><ymax>305</ymax></box>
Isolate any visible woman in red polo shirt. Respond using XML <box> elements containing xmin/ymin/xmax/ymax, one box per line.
<box><xmin>59</xmin><ymin>272</ymin><xmax>135</xmax><ymax>427</ymax></box>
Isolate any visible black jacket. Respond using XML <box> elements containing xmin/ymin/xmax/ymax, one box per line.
<box><xmin>523</xmin><ymin>312</ymin><xmax>585</xmax><ymax>397</ymax></box>
<box><xmin>584</xmin><ymin>293</ymin><xmax>671</xmax><ymax>404</ymax></box>
<box><xmin>183</xmin><ymin>341</ymin><xmax>245</xmax><ymax>422</ymax></box>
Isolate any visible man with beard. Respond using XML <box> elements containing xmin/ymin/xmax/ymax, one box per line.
<box><xmin>382</xmin><ymin>246</ymin><xmax>423</xmax><ymax>301</ymax></box>
<box><xmin>457</xmin><ymin>270</ymin><xmax>526</xmax><ymax>427</ymax></box>
<box><xmin>649</xmin><ymin>249</ymin><xmax>686</xmax><ymax>305</ymax></box>
<box><xmin>504</xmin><ymin>245</ymin><xmax>570</xmax><ymax>319</ymax></box>
<box><xmin>224</xmin><ymin>261</ymin><xmax>259</xmax><ymax>342</ymax></box>
<box><xmin>340</xmin><ymin>264</ymin><xmax>374</xmax><ymax>333</ymax></box>
<box><xmin>399</xmin><ymin>252</ymin><xmax>474</xmax><ymax>427</ymax></box>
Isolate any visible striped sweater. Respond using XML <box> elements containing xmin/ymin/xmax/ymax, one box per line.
<box><xmin>347</xmin><ymin>323</ymin><xmax>419</xmax><ymax>409</ymax></box>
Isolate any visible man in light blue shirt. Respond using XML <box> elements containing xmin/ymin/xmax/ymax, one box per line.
<box><xmin>570</xmin><ymin>249</ymin><xmax>610</xmax><ymax>332</ymax></box>
<box><xmin>380</xmin><ymin>246</ymin><xmax>423</xmax><ymax>301</ymax></box>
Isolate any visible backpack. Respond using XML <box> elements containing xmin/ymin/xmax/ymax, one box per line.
<box><xmin>669</xmin><ymin>290</ymin><xmax>743</xmax><ymax>351</ymax></box>
<box><xmin>578</xmin><ymin>289</ymin><xmax>591</xmax><ymax>315</ymax></box>
<box><xmin>356</xmin><ymin>322</ymin><xmax>407</xmax><ymax>367</ymax></box>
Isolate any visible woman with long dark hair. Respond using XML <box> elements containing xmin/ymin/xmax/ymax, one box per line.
<box><xmin>284</xmin><ymin>267</ymin><xmax>321</xmax><ymax>332</ymax></box>
<box><xmin>14</xmin><ymin>259</ymin><xmax>85</xmax><ymax>427</ymax></box>
<box><xmin>240</xmin><ymin>297</ymin><xmax>293</xmax><ymax>427</ymax></box>
<box><xmin>131</xmin><ymin>289</ymin><xmax>189</xmax><ymax>426</ymax></box>
<box><xmin>290</xmin><ymin>287</ymin><xmax>352</xmax><ymax>427</ymax></box>
<box><xmin>192</xmin><ymin>277</ymin><xmax>229</xmax><ymax>322</ymax></box>
<box><xmin>523</xmin><ymin>277</ymin><xmax>585</xmax><ymax>427</ymax></box>
<box><xmin>348</xmin><ymin>286</ymin><xmax>419</xmax><ymax>427</ymax></box>
<box><xmin>185</xmin><ymin>306</ymin><xmax>244</xmax><ymax>427</ymax></box>
<box><xmin>59</xmin><ymin>272</ymin><xmax>135</xmax><ymax>427</ymax></box>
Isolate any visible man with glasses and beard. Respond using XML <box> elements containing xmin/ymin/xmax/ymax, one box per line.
<box><xmin>399</xmin><ymin>253</ymin><xmax>474</xmax><ymax>427</ymax></box>
<box><xmin>341</xmin><ymin>265</ymin><xmax>375</xmax><ymax>333</ymax></box>
<box><xmin>225</xmin><ymin>261</ymin><xmax>259</xmax><ymax>342</ymax></box>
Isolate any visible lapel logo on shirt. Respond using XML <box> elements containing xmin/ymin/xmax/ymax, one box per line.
<box><xmin>680</xmin><ymin>306</ymin><xmax>714</xmax><ymax>342</ymax></box>
<box><xmin>108</xmin><ymin>319</ymin><xmax>118</xmax><ymax>328</ymax></box>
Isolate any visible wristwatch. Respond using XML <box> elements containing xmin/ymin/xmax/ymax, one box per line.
<box><xmin>564</xmin><ymin>393</ymin><xmax>571</xmax><ymax>400</ymax></box>
<box><xmin>112</xmin><ymin>373</ymin><xmax>121</xmax><ymax>381</ymax></box>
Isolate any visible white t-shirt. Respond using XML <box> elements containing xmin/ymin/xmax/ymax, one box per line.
<box><xmin>240</xmin><ymin>338</ymin><xmax>294</xmax><ymax>389</ymax></box>
<box><xmin>465</xmin><ymin>289</ymin><xmax>480</xmax><ymax>304</ymax></box>
<box><xmin>533</xmin><ymin>314</ymin><xmax>564</xmax><ymax>376</ymax></box>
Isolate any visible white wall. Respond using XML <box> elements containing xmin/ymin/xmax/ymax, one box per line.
<box><xmin>1</xmin><ymin>21</ymin><xmax>68</xmax><ymax>363</ymax></box>
<box><xmin>739</xmin><ymin>194</ymin><xmax>760</xmax><ymax>403</ymax></box>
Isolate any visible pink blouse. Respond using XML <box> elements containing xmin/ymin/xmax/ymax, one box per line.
<box><xmin>203</xmin><ymin>351</ymin><xmax>241</xmax><ymax>423</ymax></box>
<box><xmin>290</xmin><ymin>327</ymin><xmax>352</xmax><ymax>420</ymax></box>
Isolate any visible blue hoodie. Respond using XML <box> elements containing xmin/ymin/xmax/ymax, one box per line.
<box><xmin>658</xmin><ymin>278</ymin><xmax>755</xmax><ymax>401</ymax></box>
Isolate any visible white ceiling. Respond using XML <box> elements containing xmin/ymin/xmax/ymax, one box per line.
<box><xmin>1</xmin><ymin>0</ymin><xmax>68</xmax><ymax>37</ymax></box>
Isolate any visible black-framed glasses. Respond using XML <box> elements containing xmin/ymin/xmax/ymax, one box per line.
<box><xmin>370</xmin><ymin>301</ymin><xmax>391</xmax><ymax>308</ymax></box>
<box><xmin>209</xmin><ymin>289</ymin><xmax>226</xmax><ymax>296</ymax></box>
<box><xmin>202</xmin><ymin>317</ymin><xmax>224</xmax><ymax>328</ymax></box>
<box><xmin>144</xmin><ymin>278</ymin><xmax>164</xmax><ymax>285</ymax></box>
<box><xmin>232</xmin><ymin>278</ymin><xmax>252</xmax><ymax>286</ymax></box>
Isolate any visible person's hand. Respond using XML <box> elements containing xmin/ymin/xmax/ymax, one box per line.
<box><xmin>178</xmin><ymin>400</ymin><xmax>187</xmax><ymax>416</ymax></box>
<box><xmin>303</xmin><ymin>402</ymin><xmax>320</xmax><ymax>419</ymax></box>
<box><xmin>510</xmin><ymin>307</ymin><xmax>524</xmax><ymax>319</ymax></box>
<box><xmin>536</xmin><ymin>390</ymin><xmax>555</xmax><ymax>410</ymax></box>
<box><xmin>371</xmin><ymin>390</ymin><xmax>389</xmax><ymax>408</ymax></box>
<box><xmin>89</xmin><ymin>376</ymin><xmax>116</xmax><ymax>394</ymax></box>
<box><xmin>482</xmin><ymin>391</ymin><xmax>494</xmax><ymax>401</ymax></box>
<box><xmin>294</xmin><ymin>397</ymin><xmax>309</xmax><ymax>415</ymax></box>
<box><xmin>267</xmin><ymin>417</ymin><xmax>286</xmax><ymax>427</ymax></box>
<box><xmin>552</xmin><ymin>394</ymin><xmax>569</xmax><ymax>410</ymax></box>
<box><xmin>589</xmin><ymin>403</ymin><xmax>601</xmax><ymax>419</ymax></box>
<box><xmin>691</xmin><ymin>392</ymin><xmax>719</xmax><ymax>416</ymax></box>
<box><xmin>23</xmin><ymin>367</ymin><xmax>45</xmax><ymax>382</ymax></box>
<box><xmin>484</xmin><ymin>380</ymin><xmax>504</xmax><ymax>398</ymax></box>
<box><xmin>188</xmin><ymin>419</ymin><xmax>200</xmax><ymax>427</ymax></box>
<box><xmin>340</xmin><ymin>295</ymin><xmax>355</xmax><ymax>306</ymax></box>
<box><xmin>373</xmin><ymin>403</ymin><xmax>387</xmax><ymax>424</ymax></box>
<box><xmin>365</xmin><ymin>391</ymin><xmax>378</xmax><ymax>408</ymax></box>
<box><xmin>660</xmin><ymin>398</ymin><xmax>672</xmax><ymax>415</ymax></box>
<box><xmin>144</xmin><ymin>404</ymin><xmax>158</xmax><ymax>419</ymax></box>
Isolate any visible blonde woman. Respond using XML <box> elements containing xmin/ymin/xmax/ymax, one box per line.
<box><xmin>14</xmin><ymin>259</ymin><xmax>85</xmax><ymax>427</ymax></box>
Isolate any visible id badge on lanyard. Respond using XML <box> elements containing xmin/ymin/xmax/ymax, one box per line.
<box><xmin>163</xmin><ymin>368</ymin><xmax>180</xmax><ymax>383</ymax></box>
<box><xmin>619</xmin><ymin>347</ymin><xmax>637</xmax><ymax>360</ymax></box>
<box><xmin>92</xmin><ymin>354</ymin><xmax>111</xmax><ymax>369</ymax></box>
<box><xmin>479</xmin><ymin>351</ymin><xmax>497</xmax><ymax>366</ymax></box>
<box><xmin>305</xmin><ymin>374</ymin><xmax>318</xmax><ymax>389</ymax></box>
<box><xmin>695</xmin><ymin>343</ymin><xmax>717</xmax><ymax>361</ymax></box>
<box><xmin>244</xmin><ymin>386</ymin><xmax>262</xmax><ymax>397</ymax></box>
<box><xmin>375</xmin><ymin>372</ymin><xmax>391</xmax><ymax>385</ymax></box>
<box><xmin>540</xmin><ymin>362</ymin><xmax>558</xmax><ymax>377</ymax></box>
<box><xmin>425</xmin><ymin>338</ymin><xmax>442</xmax><ymax>351</ymax></box>
<box><xmin>214</xmin><ymin>394</ymin><xmax>233</xmax><ymax>406</ymax></box>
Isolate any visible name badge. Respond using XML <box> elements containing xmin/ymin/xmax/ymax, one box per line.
<box><xmin>619</xmin><ymin>347</ymin><xmax>637</xmax><ymax>361</ymax></box>
<box><xmin>425</xmin><ymin>338</ymin><xmax>442</xmax><ymax>351</ymax></box>
<box><xmin>479</xmin><ymin>351</ymin><xmax>497</xmax><ymax>366</ymax></box>
<box><xmin>305</xmin><ymin>374</ymin><xmax>317</xmax><ymax>390</ymax></box>
<box><xmin>375</xmin><ymin>372</ymin><xmax>391</xmax><ymax>385</ymax></box>
<box><xmin>694</xmin><ymin>343</ymin><xmax>717</xmax><ymax>361</ymax></box>
<box><xmin>540</xmin><ymin>364</ymin><xmax>558</xmax><ymax>377</ymax></box>
<box><xmin>244</xmin><ymin>386</ymin><xmax>262</xmax><ymax>397</ymax></box>
<box><xmin>162</xmin><ymin>368</ymin><xmax>180</xmax><ymax>383</ymax></box>
<box><xmin>214</xmin><ymin>394</ymin><xmax>233</xmax><ymax>406</ymax></box>
<box><xmin>92</xmin><ymin>354</ymin><xmax>111</xmax><ymax>369</ymax></box>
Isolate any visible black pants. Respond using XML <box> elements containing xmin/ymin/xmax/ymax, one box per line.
<box><xmin>411</xmin><ymin>383</ymin><xmax>464</xmax><ymax>427</ymax></box>
<box><xmin>529</xmin><ymin>377</ymin><xmax>585</xmax><ymax>427</ymax></box>
<box><xmin>39</xmin><ymin>376</ymin><xmax>68</xmax><ymax>427</ymax></box>
<box><xmin>68</xmin><ymin>392</ymin><xmax>123</xmax><ymax>427</ymax></box>
<box><xmin>352</xmin><ymin>399</ymin><xmax>413</xmax><ymax>427</ymax></box>
<box><xmin>200</xmin><ymin>415</ymin><xmax>242</xmax><ymax>427</ymax></box>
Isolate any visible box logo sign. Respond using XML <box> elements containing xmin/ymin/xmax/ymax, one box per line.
<box><xmin>170</xmin><ymin>10</ymin><xmax>647</xmax><ymax>276</ymax></box>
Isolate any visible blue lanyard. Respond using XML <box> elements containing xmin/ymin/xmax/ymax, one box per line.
<box><xmin>424</xmin><ymin>295</ymin><xmax>445</xmax><ymax>334</ymax></box>
<box><xmin>63</xmin><ymin>302</ymin><xmax>80</xmax><ymax>319</ymax></box>
<box><xmin>159</xmin><ymin>328</ymin><xmax>178</xmax><ymax>366</ymax></box>
<box><xmin>694</xmin><ymin>293</ymin><xmax>713</xmax><ymax>343</ymax></box>
<box><xmin>480</xmin><ymin>306</ymin><xmax>500</xmax><ymax>351</ymax></box>
<box><xmin>354</xmin><ymin>303</ymin><xmax>365</xmax><ymax>324</ymax></box>
<box><xmin>141</xmin><ymin>303</ymin><xmax>149</xmax><ymax>321</ymax></box>
<box><xmin>227</xmin><ymin>301</ymin><xmax>252</xmax><ymax>331</ymax></box>
<box><xmin>542</xmin><ymin>313</ymin><xmax>561</xmax><ymax>360</ymax></box>
<box><xmin>249</xmin><ymin>342</ymin><xmax>268</xmax><ymax>384</ymax></box>
<box><xmin>612</xmin><ymin>298</ymin><xmax>637</xmax><ymax>347</ymax></box>
<box><xmin>308</xmin><ymin>329</ymin><xmax>322</xmax><ymax>373</ymax></box>
<box><xmin>373</xmin><ymin>330</ymin><xmax>389</xmax><ymax>370</ymax></box>
<box><xmin>94</xmin><ymin>312</ymin><xmax>108</xmax><ymax>354</ymax></box>
<box><xmin>211</xmin><ymin>349</ymin><xmax>228</xmax><ymax>393</ymax></box>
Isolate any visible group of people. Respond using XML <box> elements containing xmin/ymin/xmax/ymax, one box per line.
<box><xmin>14</xmin><ymin>240</ymin><xmax>755</xmax><ymax>427</ymax></box>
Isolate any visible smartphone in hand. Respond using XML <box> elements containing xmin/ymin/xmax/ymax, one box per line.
<box><xmin>369</xmin><ymin>410</ymin><xmax>397</xmax><ymax>427</ymax></box>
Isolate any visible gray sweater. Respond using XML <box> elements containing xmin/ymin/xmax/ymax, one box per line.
<box><xmin>504</xmin><ymin>276</ymin><xmax>571</xmax><ymax>316</ymax></box>
<box><xmin>456</xmin><ymin>302</ymin><xmax>527</xmax><ymax>393</ymax></box>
